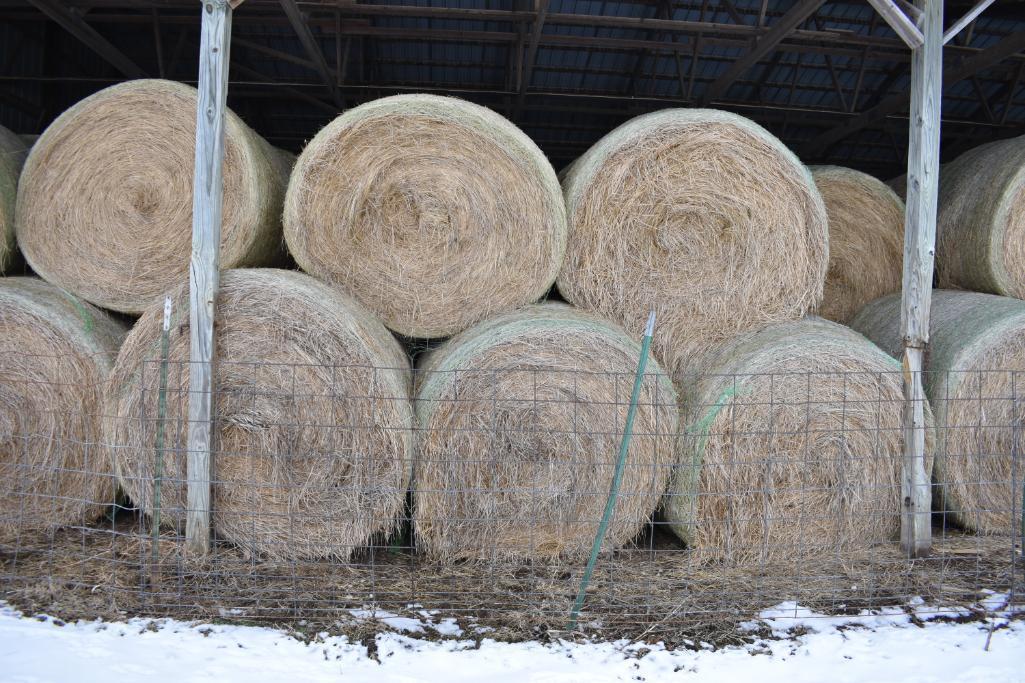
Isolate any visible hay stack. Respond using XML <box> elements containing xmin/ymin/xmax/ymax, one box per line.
<box><xmin>284</xmin><ymin>94</ymin><xmax>567</xmax><ymax>339</ymax></box>
<box><xmin>851</xmin><ymin>290</ymin><xmax>1025</xmax><ymax>534</ymax></box>
<box><xmin>415</xmin><ymin>304</ymin><xmax>679</xmax><ymax>560</ymax></box>
<box><xmin>812</xmin><ymin>166</ymin><xmax>905</xmax><ymax>323</ymax></box>
<box><xmin>559</xmin><ymin>109</ymin><xmax>828</xmax><ymax>382</ymax></box>
<box><xmin>664</xmin><ymin>318</ymin><xmax>932</xmax><ymax>565</ymax></box>
<box><xmin>933</xmin><ymin>136</ymin><xmax>1025</xmax><ymax>297</ymax></box>
<box><xmin>16</xmin><ymin>79</ymin><xmax>287</xmax><ymax>314</ymax></box>
<box><xmin>105</xmin><ymin>269</ymin><xmax>414</xmax><ymax>559</ymax></box>
<box><xmin>0</xmin><ymin>124</ymin><xmax>27</xmax><ymax>273</ymax></box>
<box><xmin>0</xmin><ymin>277</ymin><xmax>126</xmax><ymax>533</ymax></box>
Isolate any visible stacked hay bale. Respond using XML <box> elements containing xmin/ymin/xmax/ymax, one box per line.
<box><xmin>558</xmin><ymin>109</ymin><xmax>828</xmax><ymax>383</ymax></box>
<box><xmin>0</xmin><ymin>277</ymin><xmax>126</xmax><ymax>533</ymax></box>
<box><xmin>811</xmin><ymin>166</ymin><xmax>905</xmax><ymax>324</ymax></box>
<box><xmin>663</xmin><ymin>318</ymin><xmax>931</xmax><ymax>565</ymax></box>
<box><xmin>0</xmin><ymin>124</ymin><xmax>27</xmax><ymax>273</ymax></box>
<box><xmin>415</xmin><ymin>304</ymin><xmax>679</xmax><ymax>560</ymax></box>
<box><xmin>931</xmin><ymin>135</ymin><xmax>1025</xmax><ymax>298</ymax></box>
<box><xmin>16</xmin><ymin>79</ymin><xmax>288</xmax><ymax>314</ymax></box>
<box><xmin>852</xmin><ymin>291</ymin><xmax>1025</xmax><ymax>534</ymax></box>
<box><xmin>284</xmin><ymin>94</ymin><xmax>567</xmax><ymax>339</ymax></box>
<box><xmin>105</xmin><ymin>269</ymin><xmax>415</xmax><ymax>560</ymax></box>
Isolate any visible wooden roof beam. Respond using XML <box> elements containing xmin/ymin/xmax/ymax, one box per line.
<box><xmin>279</xmin><ymin>0</ymin><xmax>341</xmax><ymax>106</ymax></box>
<box><xmin>699</xmin><ymin>0</ymin><xmax>823</xmax><ymax>105</ymax></box>
<box><xmin>27</xmin><ymin>0</ymin><xmax>145</xmax><ymax>77</ymax></box>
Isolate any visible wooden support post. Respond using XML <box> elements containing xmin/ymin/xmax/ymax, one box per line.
<box><xmin>186</xmin><ymin>0</ymin><xmax>233</xmax><ymax>556</ymax></box>
<box><xmin>898</xmin><ymin>0</ymin><xmax>941</xmax><ymax>559</ymax></box>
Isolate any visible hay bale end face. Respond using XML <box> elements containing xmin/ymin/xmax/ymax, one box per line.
<box><xmin>935</xmin><ymin>136</ymin><xmax>1025</xmax><ymax>297</ymax></box>
<box><xmin>851</xmin><ymin>290</ymin><xmax>1025</xmax><ymax>534</ymax></box>
<box><xmin>812</xmin><ymin>166</ymin><xmax>905</xmax><ymax>324</ymax></box>
<box><xmin>16</xmin><ymin>79</ymin><xmax>287</xmax><ymax>314</ymax></box>
<box><xmin>105</xmin><ymin>268</ymin><xmax>415</xmax><ymax>560</ymax></box>
<box><xmin>0</xmin><ymin>124</ymin><xmax>27</xmax><ymax>273</ymax></box>
<box><xmin>284</xmin><ymin>94</ymin><xmax>567</xmax><ymax>339</ymax></box>
<box><xmin>558</xmin><ymin>108</ymin><xmax>828</xmax><ymax>383</ymax></box>
<box><xmin>415</xmin><ymin>304</ymin><xmax>679</xmax><ymax>560</ymax></box>
<box><xmin>664</xmin><ymin>318</ymin><xmax>931</xmax><ymax>565</ymax></box>
<box><xmin>0</xmin><ymin>277</ymin><xmax>126</xmax><ymax>533</ymax></box>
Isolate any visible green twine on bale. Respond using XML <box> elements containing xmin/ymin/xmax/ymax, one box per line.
<box><xmin>567</xmin><ymin>311</ymin><xmax>655</xmax><ymax>632</ymax></box>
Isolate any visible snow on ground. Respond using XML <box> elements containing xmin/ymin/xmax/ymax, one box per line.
<box><xmin>1</xmin><ymin>599</ymin><xmax>1023</xmax><ymax>683</ymax></box>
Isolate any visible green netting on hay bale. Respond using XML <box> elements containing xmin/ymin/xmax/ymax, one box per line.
<box><xmin>0</xmin><ymin>277</ymin><xmax>126</xmax><ymax>533</ymax></box>
<box><xmin>851</xmin><ymin>290</ymin><xmax>1025</xmax><ymax>534</ymax></box>
<box><xmin>16</xmin><ymin>79</ymin><xmax>287</xmax><ymax>314</ymax></box>
<box><xmin>415</xmin><ymin>303</ymin><xmax>680</xmax><ymax>560</ymax></box>
<box><xmin>105</xmin><ymin>268</ymin><xmax>415</xmax><ymax>560</ymax></box>
<box><xmin>284</xmin><ymin>94</ymin><xmax>567</xmax><ymax>339</ymax></box>
<box><xmin>558</xmin><ymin>108</ymin><xmax>828</xmax><ymax>385</ymax></box>
<box><xmin>0</xmin><ymin>124</ymin><xmax>27</xmax><ymax>273</ymax></box>
<box><xmin>664</xmin><ymin>317</ymin><xmax>933</xmax><ymax>566</ymax></box>
<box><xmin>812</xmin><ymin>166</ymin><xmax>905</xmax><ymax>324</ymax></box>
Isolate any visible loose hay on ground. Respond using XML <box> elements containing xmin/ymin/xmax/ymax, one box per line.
<box><xmin>0</xmin><ymin>124</ymin><xmax>26</xmax><ymax>273</ymax></box>
<box><xmin>558</xmin><ymin>108</ymin><xmax>828</xmax><ymax>383</ymax></box>
<box><xmin>664</xmin><ymin>317</ymin><xmax>934</xmax><ymax>566</ymax></box>
<box><xmin>0</xmin><ymin>277</ymin><xmax>126</xmax><ymax>533</ymax></box>
<box><xmin>284</xmin><ymin>94</ymin><xmax>567</xmax><ymax>339</ymax></box>
<box><xmin>16</xmin><ymin>79</ymin><xmax>288</xmax><ymax>313</ymax></box>
<box><xmin>104</xmin><ymin>268</ymin><xmax>415</xmax><ymax>560</ymax></box>
<box><xmin>851</xmin><ymin>290</ymin><xmax>1025</xmax><ymax>534</ymax></box>
<box><xmin>414</xmin><ymin>303</ymin><xmax>679</xmax><ymax>560</ymax></box>
<box><xmin>811</xmin><ymin>166</ymin><xmax>905</xmax><ymax>324</ymax></box>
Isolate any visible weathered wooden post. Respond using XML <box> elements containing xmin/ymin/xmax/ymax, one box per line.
<box><xmin>186</xmin><ymin>0</ymin><xmax>238</xmax><ymax>556</ymax></box>
<box><xmin>899</xmin><ymin>0</ymin><xmax>942</xmax><ymax>558</ymax></box>
<box><xmin>865</xmin><ymin>0</ymin><xmax>943</xmax><ymax>557</ymax></box>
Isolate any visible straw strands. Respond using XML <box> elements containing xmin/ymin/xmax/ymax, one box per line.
<box><xmin>559</xmin><ymin>108</ymin><xmax>828</xmax><ymax>383</ymax></box>
<box><xmin>414</xmin><ymin>304</ymin><xmax>679</xmax><ymax>560</ymax></box>
<box><xmin>284</xmin><ymin>94</ymin><xmax>567</xmax><ymax>339</ymax></box>
<box><xmin>934</xmin><ymin>136</ymin><xmax>1025</xmax><ymax>297</ymax></box>
<box><xmin>812</xmin><ymin>166</ymin><xmax>905</xmax><ymax>324</ymax></box>
<box><xmin>851</xmin><ymin>290</ymin><xmax>1025</xmax><ymax>534</ymax></box>
<box><xmin>105</xmin><ymin>269</ymin><xmax>415</xmax><ymax>560</ymax></box>
<box><xmin>664</xmin><ymin>318</ymin><xmax>931</xmax><ymax>565</ymax></box>
<box><xmin>0</xmin><ymin>124</ymin><xmax>26</xmax><ymax>273</ymax></box>
<box><xmin>16</xmin><ymin>79</ymin><xmax>288</xmax><ymax>314</ymax></box>
<box><xmin>0</xmin><ymin>277</ymin><xmax>126</xmax><ymax>533</ymax></box>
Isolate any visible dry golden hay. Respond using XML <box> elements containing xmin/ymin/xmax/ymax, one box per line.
<box><xmin>414</xmin><ymin>303</ymin><xmax>679</xmax><ymax>560</ymax></box>
<box><xmin>851</xmin><ymin>290</ymin><xmax>1025</xmax><ymax>534</ymax></box>
<box><xmin>811</xmin><ymin>166</ymin><xmax>905</xmax><ymax>324</ymax></box>
<box><xmin>16</xmin><ymin>79</ymin><xmax>288</xmax><ymax>314</ymax></box>
<box><xmin>284</xmin><ymin>94</ymin><xmax>567</xmax><ymax>339</ymax></box>
<box><xmin>558</xmin><ymin>108</ymin><xmax>828</xmax><ymax>383</ymax></box>
<box><xmin>933</xmin><ymin>136</ymin><xmax>1025</xmax><ymax>297</ymax></box>
<box><xmin>0</xmin><ymin>277</ymin><xmax>126</xmax><ymax>533</ymax></box>
<box><xmin>105</xmin><ymin>268</ymin><xmax>415</xmax><ymax>560</ymax></box>
<box><xmin>0</xmin><ymin>124</ymin><xmax>27</xmax><ymax>273</ymax></box>
<box><xmin>663</xmin><ymin>317</ymin><xmax>933</xmax><ymax>566</ymax></box>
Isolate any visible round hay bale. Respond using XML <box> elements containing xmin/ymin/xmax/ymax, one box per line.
<box><xmin>0</xmin><ymin>124</ymin><xmax>27</xmax><ymax>273</ymax></box>
<box><xmin>284</xmin><ymin>94</ymin><xmax>567</xmax><ymax>339</ymax></box>
<box><xmin>414</xmin><ymin>303</ymin><xmax>679</xmax><ymax>560</ymax></box>
<box><xmin>664</xmin><ymin>317</ymin><xmax>932</xmax><ymax>565</ymax></box>
<box><xmin>811</xmin><ymin>166</ymin><xmax>905</xmax><ymax>324</ymax></box>
<box><xmin>851</xmin><ymin>290</ymin><xmax>1025</xmax><ymax>534</ymax></box>
<box><xmin>559</xmin><ymin>109</ymin><xmax>828</xmax><ymax>383</ymax></box>
<box><xmin>105</xmin><ymin>268</ymin><xmax>414</xmax><ymax>559</ymax></box>
<box><xmin>0</xmin><ymin>277</ymin><xmax>126</xmax><ymax>533</ymax></box>
<box><xmin>16</xmin><ymin>79</ymin><xmax>287</xmax><ymax>314</ymax></box>
<box><xmin>934</xmin><ymin>135</ymin><xmax>1025</xmax><ymax>297</ymax></box>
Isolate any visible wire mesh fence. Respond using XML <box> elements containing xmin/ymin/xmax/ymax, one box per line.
<box><xmin>0</xmin><ymin>351</ymin><xmax>1021</xmax><ymax>643</ymax></box>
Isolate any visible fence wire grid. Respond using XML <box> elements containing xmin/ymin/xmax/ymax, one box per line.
<box><xmin>0</xmin><ymin>351</ymin><xmax>1022</xmax><ymax>644</ymax></box>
